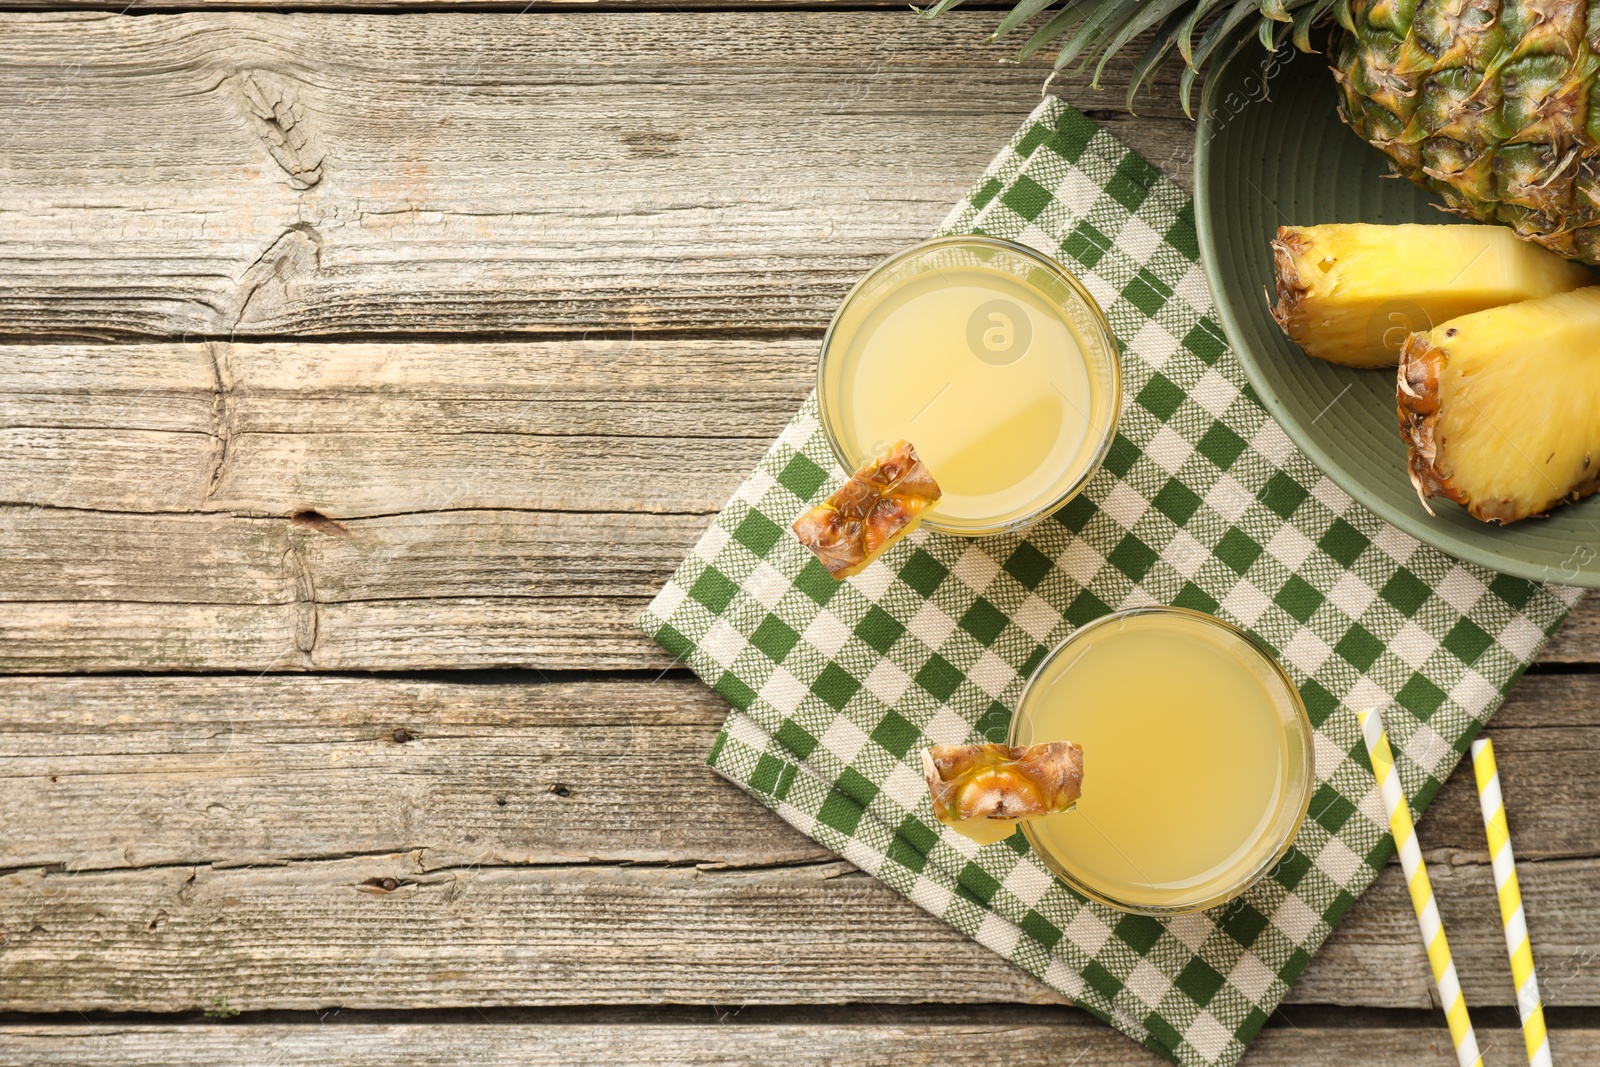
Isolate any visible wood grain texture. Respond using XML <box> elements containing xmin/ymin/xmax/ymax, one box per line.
<box><xmin>6</xmin><ymin>499</ymin><xmax>1600</xmax><ymax>670</ymax></box>
<box><xmin>0</xmin><ymin>855</ymin><xmax>1063</xmax><ymax>1010</ymax></box>
<box><xmin>0</xmin><ymin>505</ymin><xmax>684</xmax><ymax>671</ymax></box>
<box><xmin>0</xmin><ymin>676</ymin><xmax>833</xmax><ymax>872</ymax></box>
<box><xmin>4</xmin><ymin>850</ymin><xmax>1600</xmax><ymax>1012</ymax></box>
<box><xmin>3</xmin><ymin>674</ymin><xmax>1597</xmax><ymax>873</ymax></box>
<box><xmin>0</xmin><ymin>12</ymin><xmax>1195</xmax><ymax>341</ymax></box>
<box><xmin>4</xmin><ymin>1017</ymin><xmax>1596</xmax><ymax>1067</ymax></box>
<box><xmin>15</xmin><ymin>0</ymin><xmax>1022</xmax><ymax>9</ymax></box>
<box><xmin>4</xmin><ymin>339</ymin><xmax>1598</xmax><ymax>671</ymax></box>
<box><xmin>2</xmin><ymin>674</ymin><xmax>1599</xmax><ymax>1013</ymax></box>
<box><xmin>0</xmin><ymin>338</ymin><xmax>790</xmax><ymax>670</ymax></box>
<box><xmin>0</xmin><ymin>340</ymin><xmax>804</xmax><ymax>514</ymax></box>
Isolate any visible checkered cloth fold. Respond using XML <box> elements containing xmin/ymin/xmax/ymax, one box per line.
<box><xmin>639</xmin><ymin>99</ymin><xmax>1579</xmax><ymax>1067</ymax></box>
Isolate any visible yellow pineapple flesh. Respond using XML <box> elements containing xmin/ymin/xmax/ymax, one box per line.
<box><xmin>1399</xmin><ymin>287</ymin><xmax>1600</xmax><ymax>524</ymax></box>
<box><xmin>1272</xmin><ymin>224</ymin><xmax>1592</xmax><ymax>368</ymax></box>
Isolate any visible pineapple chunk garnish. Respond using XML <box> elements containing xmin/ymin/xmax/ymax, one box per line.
<box><xmin>1271</xmin><ymin>224</ymin><xmax>1592</xmax><ymax>368</ymax></box>
<box><xmin>1399</xmin><ymin>286</ymin><xmax>1600</xmax><ymax>523</ymax></box>
<box><xmin>792</xmin><ymin>439</ymin><xmax>941</xmax><ymax>579</ymax></box>
<box><xmin>922</xmin><ymin>741</ymin><xmax>1083</xmax><ymax>844</ymax></box>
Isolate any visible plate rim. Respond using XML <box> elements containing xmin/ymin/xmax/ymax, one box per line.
<box><xmin>1191</xmin><ymin>57</ymin><xmax>1594</xmax><ymax>589</ymax></box>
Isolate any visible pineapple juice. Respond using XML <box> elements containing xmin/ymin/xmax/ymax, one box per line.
<box><xmin>819</xmin><ymin>238</ymin><xmax>1120</xmax><ymax>535</ymax></box>
<box><xmin>1011</xmin><ymin>608</ymin><xmax>1313</xmax><ymax>913</ymax></box>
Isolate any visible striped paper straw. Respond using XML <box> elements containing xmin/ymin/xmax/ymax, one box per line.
<box><xmin>1358</xmin><ymin>707</ymin><xmax>1484</xmax><ymax>1067</ymax></box>
<box><xmin>1473</xmin><ymin>737</ymin><xmax>1554</xmax><ymax>1067</ymax></box>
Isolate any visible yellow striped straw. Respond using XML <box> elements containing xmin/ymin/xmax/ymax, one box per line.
<box><xmin>1473</xmin><ymin>737</ymin><xmax>1553</xmax><ymax>1067</ymax></box>
<box><xmin>1358</xmin><ymin>707</ymin><xmax>1484</xmax><ymax>1067</ymax></box>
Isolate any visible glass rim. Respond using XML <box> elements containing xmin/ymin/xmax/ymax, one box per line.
<box><xmin>1008</xmin><ymin>605</ymin><xmax>1315</xmax><ymax>916</ymax></box>
<box><xmin>815</xmin><ymin>234</ymin><xmax>1123</xmax><ymax>538</ymax></box>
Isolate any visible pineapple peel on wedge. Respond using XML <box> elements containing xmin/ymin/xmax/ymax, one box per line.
<box><xmin>1399</xmin><ymin>287</ymin><xmax>1600</xmax><ymax>524</ymax></box>
<box><xmin>1270</xmin><ymin>224</ymin><xmax>1593</xmax><ymax>368</ymax></box>
<box><xmin>923</xmin><ymin>741</ymin><xmax>1084</xmax><ymax>845</ymax></box>
<box><xmin>922</xmin><ymin>741</ymin><xmax>1084</xmax><ymax>822</ymax></box>
<box><xmin>792</xmin><ymin>439</ymin><xmax>941</xmax><ymax>580</ymax></box>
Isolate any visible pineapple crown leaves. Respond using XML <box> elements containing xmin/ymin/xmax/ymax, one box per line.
<box><xmin>922</xmin><ymin>0</ymin><xmax>1352</xmax><ymax>115</ymax></box>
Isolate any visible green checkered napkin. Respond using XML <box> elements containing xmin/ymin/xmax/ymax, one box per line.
<box><xmin>639</xmin><ymin>98</ymin><xmax>1580</xmax><ymax>1067</ymax></box>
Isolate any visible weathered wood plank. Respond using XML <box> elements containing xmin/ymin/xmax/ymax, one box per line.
<box><xmin>5</xmin><ymin>499</ymin><xmax>1597</xmax><ymax>671</ymax></box>
<box><xmin>3</xmin><ymin>674</ymin><xmax>1595</xmax><ymax>873</ymax></box>
<box><xmin>0</xmin><ymin>337</ymin><xmax>785</xmax><ymax>670</ymax></box>
<box><xmin>3</xmin><ymin>508</ymin><xmax>1600</xmax><ymax>668</ymax></box>
<box><xmin>1421</xmin><ymin>682</ymin><xmax>1600</xmax><ymax>862</ymax></box>
<box><xmin>2</xmin><ymin>675</ymin><xmax>1599</xmax><ymax>1012</ymax></box>
<box><xmin>24</xmin><ymin>0</ymin><xmax>1023</xmax><ymax>9</ymax></box>
<box><xmin>1536</xmin><ymin>605</ymin><xmax>1600</xmax><ymax>663</ymax></box>
<box><xmin>3</xmin><ymin>850</ymin><xmax>1599</xmax><ymax>1012</ymax></box>
<box><xmin>0</xmin><ymin>340</ymin><xmax>801</xmax><ymax>515</ymax></box>
<box><xmin>0</xmin><ymin>855</ymin><xmax>1060</xmax><ymax>1010</ymax></box>
<box><xmin>1297</xmin><ymin>857</ymin><xmax>1600</xmax><ymax>1010</ymax></box>
<box><xmin>5</xmin><ymin>497</ymin><xmax>1598</xmax><ymax>671</ymax></box>
<box><xmin>0</xmin><ymin>676</ymin><xmax>832</xmax><ymax>872</ymax></box>
<box><xmin>3</xmin><ymin>339</ymin><xmax>1597</xmax><ymax>670</ymax></box>
<box><xmin>0</xmin><ymin>12</ymin><xmax>1192</xmax><ymax>341</ymax></box>
<box><xmin>3</xmin><ymin>1017</ymin><xmax>1594</xmax><ymax>1067</ymax></box>
<box><xmin>0</xmin><ymin>507</ymin><xmax>679</xmax><ymax>671</ymax></box>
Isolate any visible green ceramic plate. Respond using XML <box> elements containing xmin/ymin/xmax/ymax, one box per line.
<box><xmin>1195</xmin><ymin>48</ymin><xmax>1600</xmax><ymax>587</ymax></box>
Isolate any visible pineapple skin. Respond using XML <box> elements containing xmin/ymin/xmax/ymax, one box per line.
<box><xmin>792</xmin><ymin>440</ymin><xmax>941</xmax><ymax>579</ymax></box>
<box><xmin>1398</xmin><ymin>286</ymin><xmax>1600</xmax><ymax>523</ymax></box>
<box><xmin>1335</xmin><ymin>0</ymin><xmax>1600</xmax><ymax>266</ymax></box>
<box><xmin>1271</xmin><ymin>223</ymin><xmax>1593</xmax><ymax>367</ymax></box>
<box><xmin>967</xmin><ymin>0</ymin><xmax>1600</xmax><ymax>270</ymax></box>
<box><xmin>922</xmin><ymin>741</ymin><xmax>1084</xmax><ymax>824</ymax></box>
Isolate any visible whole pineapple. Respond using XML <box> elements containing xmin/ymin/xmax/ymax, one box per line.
<box><xmin>959</xmin><ymin>0</ymin><xmax>1600</xmax><ymax>266</ymax></box>
<box><xmin>1335</xmin><ymin>0</ymin><xmax>1600</xmax><ymax>265</ymax></box>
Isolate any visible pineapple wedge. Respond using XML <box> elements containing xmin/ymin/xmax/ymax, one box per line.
<box><xmin>1271</xmin><ymin>224</ymin><xmax>1592</xmax><ymax>368</ymax></box>
<box><xmin>1399</xmin><ymin>287</ymin><xmax>1600</xmax><ymax>523</ymax></box>
<box><xmin>922</xmin><ymin>741</ymin><xmax>1084</xmax><ymax>845</ymax></box>
<box><xmin>793</xmin><ymin>439</ymin><xmax>940</xmax><ymax>579</ymax></box>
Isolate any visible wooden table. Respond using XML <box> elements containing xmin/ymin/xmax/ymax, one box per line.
<box><xmin>2</xmin><ymin>9</ymin><xmax>1597</xmax><ymax>1064</ymax></box>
